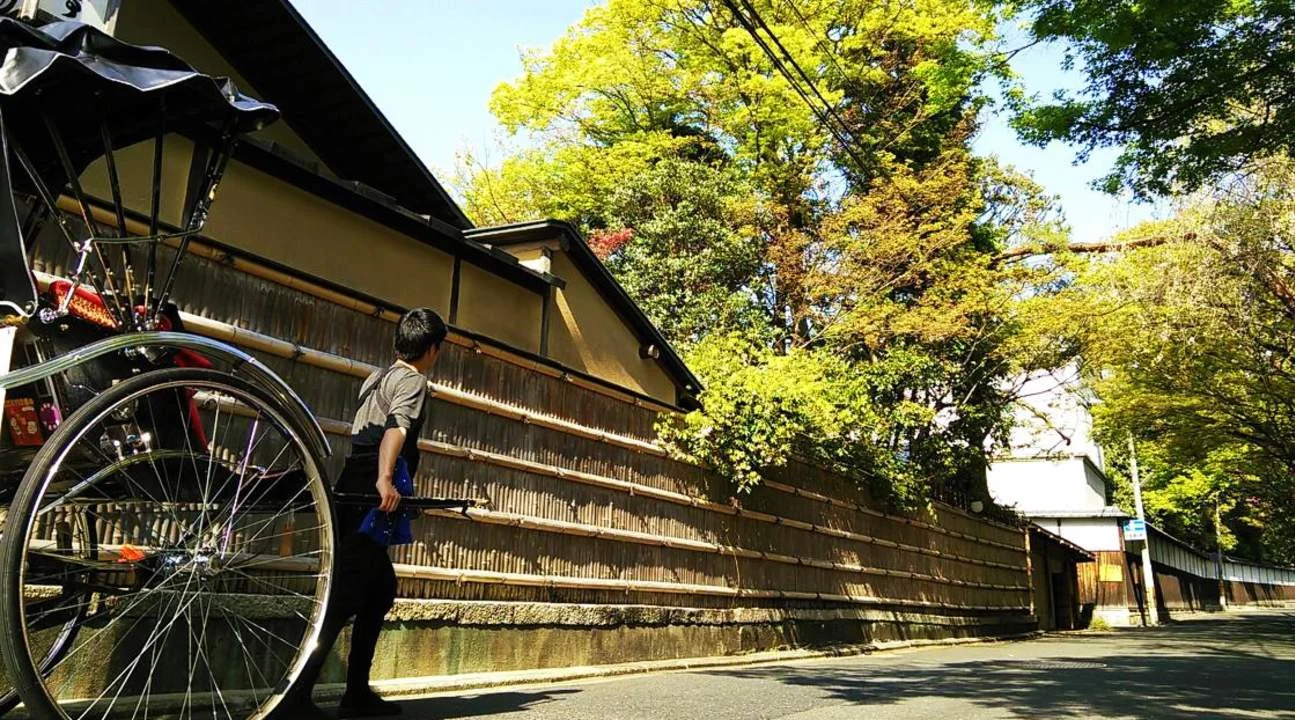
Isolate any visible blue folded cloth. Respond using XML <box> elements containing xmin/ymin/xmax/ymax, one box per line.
<box><xmin>358</xmin><ymin>456</ymin><xmax>413</xmax><ymax>547</ymax></box>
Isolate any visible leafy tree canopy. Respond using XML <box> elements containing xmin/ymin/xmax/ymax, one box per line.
<box><xmin>1036</xmin><ymin>161</ymin><xmax>1295</xmax><ymax>562</ymax></box>
<box><xmin>459</xmin><ymin>0</ymin><xmax>1066</xmax><ymax>508</ymax></box>
<box><xmin>1009</xmin><ymin>0</ymin><xmax>1295</xmax><ymax>198</ymax></box>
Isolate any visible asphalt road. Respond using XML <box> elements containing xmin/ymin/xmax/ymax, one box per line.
<box><xmin>388</xmin><ymin>610</ymin><xmax>1295</xmax><ymax>720</ymax></box>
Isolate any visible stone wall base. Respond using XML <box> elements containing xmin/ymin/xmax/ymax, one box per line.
<box><xmin>319</xmin><ymin>600</ymin><xmax>1038</xmax><ymax>683</ymax></box>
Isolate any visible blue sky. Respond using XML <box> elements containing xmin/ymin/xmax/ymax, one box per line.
<box><xmin>294</xmin><ymin>1</ymin><xmax>1165</xmax><ymax>244</ymax></box>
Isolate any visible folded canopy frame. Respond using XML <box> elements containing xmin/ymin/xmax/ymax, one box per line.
<box><xmin>0</xmin><ymin>16</ymin><xmax>279</xmax><ymax>329</ymax></box>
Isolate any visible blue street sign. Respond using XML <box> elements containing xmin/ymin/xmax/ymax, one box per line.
<box><xmin>1123</xmin><ymin>518</ymin><xmax>1147</xmax><ymax>542</ymax></box>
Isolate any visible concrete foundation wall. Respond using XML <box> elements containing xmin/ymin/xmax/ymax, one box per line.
<box><xmin>335</xmin><ymin>602</ymin><xmax>1038</xmax><ymax>683</ymax></box>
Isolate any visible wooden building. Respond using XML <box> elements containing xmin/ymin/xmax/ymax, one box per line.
<box><xmin>990</xmin><ymin>370</ymin><xmax>1295</xmax><ymax>627</ymax></box>
<box><xmin>1027</xmin><ymin>525</ymin><xmax>1093</xmax><ymax>630</ymax></box>
<box><xmin>991</xmin><ymin>454</ymin><xmax>1137</xmax><ymax>626</ymax></box>
<box><xmin>70</xmin><ymin>0</ymin><xmax>702</xmax><ymax>412</ymax></box>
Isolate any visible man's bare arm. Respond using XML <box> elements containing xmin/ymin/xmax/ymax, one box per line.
<box><xmin>376</xmin><ymin>426</ymin><xmax>405</xmax><ymax>512</ymax></box>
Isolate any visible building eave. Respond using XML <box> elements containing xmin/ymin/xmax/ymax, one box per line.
<box><xmin>1025</xmin><ymin>506</ymin><xmax>1131</xmax><ymax>520</ymax></box>
<box><xmin>1029</xmin><ymin>523</ymin><xmax>1096</xmax><ymax>561</ymax></box>
<box><xmin>172</xmin><ymin>0</ymin><xmax>473</xmax><ymax>228</ymax></box>
<box><xmin>466</xmin><ymin>220</ymin><xmax>703</xmax><ymax>406</ymax></box>
<box><xmin>232</xmin><ymin>138</ymin><xmax>560</xmax><ymax>295</ymax></box>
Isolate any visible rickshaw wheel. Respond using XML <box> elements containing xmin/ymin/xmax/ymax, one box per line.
<box><xmin>0</xmin><ymin>367</ymin><xmax>334</xmax><ymax>720</ymax></box>
<box><xmin>0</xmin><ymin>507</ymin><xmax>96</xmax><ymax>716</ymax></box>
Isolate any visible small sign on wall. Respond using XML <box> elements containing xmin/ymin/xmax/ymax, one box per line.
<box><xmin>1123</xmin><ymin>518</ymin><xmax>1148</xmax><ymax>542</ymax></box>
<box><xmin>1099</xmin><ymin>563</ymin><xmax>1124</xmax><ymax>583</ymax></box>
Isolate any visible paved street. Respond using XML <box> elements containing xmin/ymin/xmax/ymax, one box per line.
<box><xmin>388</xmin><ymin>611</ymin><xmax>1295</xmax><ymax>720</ymax></box>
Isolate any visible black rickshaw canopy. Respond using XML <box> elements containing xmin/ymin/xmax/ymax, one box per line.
<box><xmin>0</xmin><ymin>16</ymin><xmax>278</xmax><ymax>323</ymax></box>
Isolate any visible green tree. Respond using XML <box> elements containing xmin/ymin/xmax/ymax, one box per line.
<box><xmin>1009</xmin><ymin>0</ymin><xmax>1295</xmax><ymax>198</ymax></box>
<box><xmin>1035</xmin><ymin>162</ymin><xmax>1295</xmax><ymax>562</ymax></box>
<box><xmin>463</xmin><ymin>0</ymin><xmax>1004</xmax><ymax>341</ymax></box>
<box><xmin>1102</xmin><ymin>442</ymin><xmax>1246</xmax><ymax>558</ymax></box>
<box><xmin>460</xmin><ymin>0</ymin><xmax>1068</xmax><ymax>505</ymax></box>
<box><xmin>597</xmin><ymin>157</ymin><xmax>766</xmax><ymax>348</ymax></box>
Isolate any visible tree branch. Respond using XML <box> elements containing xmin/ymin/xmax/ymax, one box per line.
<box><xmin>994</xmin><ymin>233</ymin><xmax>1193</xmax><ymax>263</ymax></box>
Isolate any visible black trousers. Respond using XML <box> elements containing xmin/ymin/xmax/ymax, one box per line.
<box><xmin>293</xmin><ymin>531</ymin><xmax>397</xmax><ymax>698</ymax></box>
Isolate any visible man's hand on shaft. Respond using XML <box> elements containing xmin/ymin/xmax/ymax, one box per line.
<box><xmin>376</xmin><ymin>475</ymin><xmax>401</xmax><ymax>512</ymax></box>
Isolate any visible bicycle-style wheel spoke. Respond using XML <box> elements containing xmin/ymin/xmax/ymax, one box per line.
<box><xmin>3</xmin><ymin>370</ymin><xmax>333</xmax><ymax>720</ymax></box>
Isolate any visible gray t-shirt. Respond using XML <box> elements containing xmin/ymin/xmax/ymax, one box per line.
<box><xmin>348</xmin><ymin>363</ymin><xmax>429</xmax><ymax>475</ymax></box>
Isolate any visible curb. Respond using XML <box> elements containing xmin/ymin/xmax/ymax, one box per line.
<box><xmin>315</xmin><ymin>630</ymin><xmax>1044</xmax><ymax>701</ymax></box>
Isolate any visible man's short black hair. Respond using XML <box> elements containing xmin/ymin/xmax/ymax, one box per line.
<box><xmin>394</xmin><ymin>307</ymin><xmax>447</xmax><ymax>361</ymax></box>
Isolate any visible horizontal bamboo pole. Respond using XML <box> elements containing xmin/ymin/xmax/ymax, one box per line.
<box><xmin>413</xmin><ymin>438</ymin><xmax>1028</xmax><ymax>572</ymax></box>
<box><xmin>391</xmin><ymin>563</ymin><xmax>1028</xmax><ymax>613</ymax></box>
<box><xmin>117</xmin><ymin>394</ymin><xmax>1030</xmax><ymax>605</ymax></box>
<box><xmin>34</xmin><ymin>267</ymin><xmax>1023</xmax><ymax>564</ymax></box>
<box><xmin>31</xmin><ymin>271</ymin><xmax>662</xmax><ymax>458</ymax></box>
<box><xmin>62</xmin><ymin>197</ymin><xmax>680</xmax><ymax>416</ymax></box>
<box><xmin>193</xmin><ymin>316</ymin><xmax>1017</xmax><ymax>550</ymax></box>
<box><xmin>176</xmin><ymin>314</ymin><xmax>1019</xmax><ymax>557</ymax></box>
<box><xmin>425</xmin><ymin>506</ymin><xmax>1029</xmax><ymax>592</ymax></box>
<box><xmin>780</xmin><ymin>453</ymin><xmax>1025</xmax><ymax>534</ymax></box>
<box><xmin>184</xmin><ymin>316</ymin><xmax>665</xmax><ymax>457</ymax></box>
<box><xmin>761</xmin><ymin>478</ymin><xmax>1024</xmax><ymax>552</ymax></box>
<box><xmin>931</xmin><ymin>499</ymin><xmax>1025</xmax><ymax>533</ymax></box>
<box><xmin>190</xmin><ymin>312</ymin><xmax>665</xmax><ymax>455</ymax></box>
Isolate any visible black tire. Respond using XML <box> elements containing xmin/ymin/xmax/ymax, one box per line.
<box><xmin>0</xmin><ymin>507</ymin><xmax>96</xmax><ymax>717</ymax></box>
<box><xmin>0</xmin><ymin>367</ymin><xmax>334</xmax><ymax>720</ymax></box>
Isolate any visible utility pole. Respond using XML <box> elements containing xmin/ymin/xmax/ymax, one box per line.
<box><xmin>1127</xmin><ymin>435</ymin><xmax>1158</xmax><ymax>625</ymax></box>
<box><xmin>1214</xmin><ymin>496</ymin><xmax>1228</xmax><ymax>611</ymax></box>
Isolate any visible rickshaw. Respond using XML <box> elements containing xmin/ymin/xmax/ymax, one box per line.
<box><xmin>0</xmin><ymin>16</ymin><xmax>344</xmax><ymax>719</ymax></box>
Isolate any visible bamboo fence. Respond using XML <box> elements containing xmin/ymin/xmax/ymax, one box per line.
<box><xmin>28</xmin><ymin>233</ymin><xmax>1032</xmax><ymax>621</ymax></box>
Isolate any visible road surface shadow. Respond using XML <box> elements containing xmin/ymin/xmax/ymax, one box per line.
<box><xmin>386</xmin><ymin>688</ymin><xmax>580</xmax><ymax>719</ymax></box>
<box><xmin>706</xmin><ymin>614</ymin><xmax>1295</xmax><ymax>718</ymax></box>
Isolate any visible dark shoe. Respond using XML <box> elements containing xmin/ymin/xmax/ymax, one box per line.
<box><xmin>338</xmin><ymin>688</ymin><xmax>402</xmax><ymax>718</ymax></box>
<box><xmin>272</xmin><ymin>696</ymin><xmax>333</xmax><ymax>719</ymax></box>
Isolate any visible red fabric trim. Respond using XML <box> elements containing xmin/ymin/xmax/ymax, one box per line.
<box><xmin>49</xmin><ymin>280</ymin><xmax>118</xmax><ymax>329</ymax></box>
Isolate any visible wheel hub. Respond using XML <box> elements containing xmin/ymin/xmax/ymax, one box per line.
<box><xmin>148</xmin><ymin>548</ymin><xmax>221</xmax><ymax>581</ymax></box>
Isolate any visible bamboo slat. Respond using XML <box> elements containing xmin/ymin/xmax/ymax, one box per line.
<box><xmin>390</xmin><ymin>563</ymin><xmax>1028</xmax><ymax>612</ymax></box>
<box><xmin>31</xmin><ymin>271</ymin><xmax>662</xmax><ymax>457</ymax></box>
<box><xmin>761</xmin><ymin>478</ymin><xmax>1025</xmax><ymax>552</ymax></box>
<box><xmin>301</xmin><ymin>411</ymin><xmax>1029</xmax><ymax>574</ymax></box>
<box><xmin>415</xmin><ymin>438</ymin><xmax>1028</xmax><ymax>571</ymax></box>
<box><xmin>426</xmin><ymin>507</ymin><xmax>1029</xmax><ymax>592</ymax></box>
<box><xmin>198</xmin><ymin>407</ymin><xmax>960</xmax><ymax>600</ymax></box>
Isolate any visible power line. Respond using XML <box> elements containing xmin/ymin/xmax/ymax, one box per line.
<box><xmin>718</xmin><ymin>0</ymin><xmax>871</xmax><ymax>182</ymax></box>
<box><xmin>781</xmin><ymin>0</ymin><xmax>944</xmax><ymax>161</ymax></box>
<box><xmin>781</xmin><ymin>0</ymin><xmax>851</xmax><ymax>91</ymax></box>
<box><xmin>740</xmin><ymin>0</ymin><xmax>855</xmax><ymax>144</ymax></box>
<box><xmin>723</xmin><ymin>0</ymin><xmax>856</xmax><ymax>154</ymax></box>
